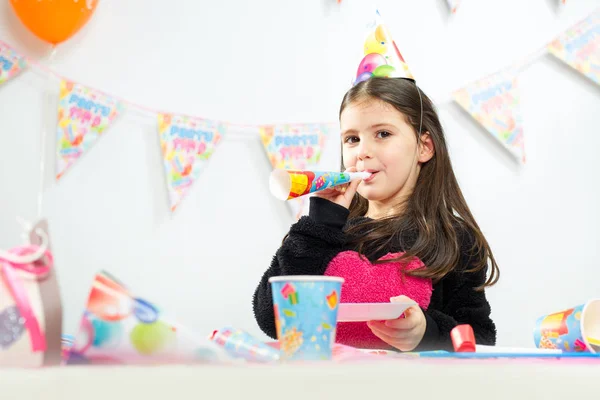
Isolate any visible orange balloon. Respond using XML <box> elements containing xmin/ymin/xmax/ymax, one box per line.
<box><xmin>10</xmin><ymin>0</ymin><xmax>98</xmax><ymax>45</ymax></box>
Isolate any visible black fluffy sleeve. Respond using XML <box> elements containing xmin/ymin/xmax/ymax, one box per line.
<box><xmin>252</xmin><ymin>197</ymin><xmax>349</xmax><ymax>338</ymax></box>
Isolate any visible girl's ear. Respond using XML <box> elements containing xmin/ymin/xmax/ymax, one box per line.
<box><xmin>418</xmin><ymin>132</ymin><xmax>435</xmax><ymax>163</ymax></box>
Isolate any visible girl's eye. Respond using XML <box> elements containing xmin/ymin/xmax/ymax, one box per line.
<box><xmin>376</xmin><ymin>130</ymin><xmax>391</xmax><ymax>139</ymax></box>
<box><xmin>344</xmin><ymin>136</ymin><xmax>359</xmax><ymax>144</ymax></box>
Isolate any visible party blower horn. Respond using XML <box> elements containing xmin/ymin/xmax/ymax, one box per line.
<box><xmin>269</xmin><ymin>170</ymin><xmax>371</xmax><ymax>201</ymax></box>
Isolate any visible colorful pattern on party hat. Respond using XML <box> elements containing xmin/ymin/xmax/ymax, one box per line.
<box><xmin>353</xmin><ymin>10</ymin><xmax>414</xmax><ymax>86</ymax></box>
<box><xmin>158</xmin><ymin>113</ymin><xmax>225</xmax><ymax>212</ymax></box>
<box><xmin>67</xmin><ymin>270</ymin><xmax>231</xmax><ymax>365</ymax></box>
<box><xmin>547</xmin><ymin>10</ymin><xmax>600</xmax><ymax>86</ymax></box>
<box><xmin>56</xmin><ymin>80</ymin><xmax>123</xmax><ymax>179</ymax></box>
<box><xmin>0</xmin><ymin>42</ymin><xmax>27</xmax><ymax>86</ymax></box>
<box><xmin>453</xmin><ymin>70</ymin><xmax>526</xmax><ymax>164</ymax></box>
<box><xmin>259</xmin><ymin>123</ymin><xmax>331</xmax><ymax>220</ymax></box>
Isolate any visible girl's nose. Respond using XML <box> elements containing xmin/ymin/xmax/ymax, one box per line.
<box><xmin>357</xmin><ymin>139</ymin><xmax>373</xmax><ymax>160</ymax></box>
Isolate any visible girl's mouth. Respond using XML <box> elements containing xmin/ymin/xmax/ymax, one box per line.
<box><xmin>363</xmin><ymin>171</ymin><xmax>378</xmax><ymax>182</ymax></box>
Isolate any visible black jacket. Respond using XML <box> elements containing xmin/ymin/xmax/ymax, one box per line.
<box><xmin>253</xmin><ymin>197</ymin><xmax>496</xmax><ymax>351</ymax></box>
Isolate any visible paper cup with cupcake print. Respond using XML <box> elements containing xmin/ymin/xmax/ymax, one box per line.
<box><xmin>269</xmin><ymin>276</ymin><xmax>344</xmax><ymax>361</ymax></box>
<box><xmin>533</xmin><ymin>299</ymin><xmax>600</xmax><ymax>353</ymax></box>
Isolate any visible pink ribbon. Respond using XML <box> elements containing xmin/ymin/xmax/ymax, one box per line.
<box><xmin>0</xmin><ymin>244</ymin><xmax>53</xmax><ymax>352</ymax></box>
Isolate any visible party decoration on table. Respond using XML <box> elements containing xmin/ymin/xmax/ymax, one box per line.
<box><xmin>415</xmin><ymin>351</ymin><xmax>600</xmax><ymax>359</ymax></box>
<box><xmin>260</xmin><ymin>123</ymin><xmax>331</xmax><ymax>219</ymax></box>
<box><xmin>547</xmin><ymin>10</ymin><xmax>600</xmax><ymax>86</ymax></box>
<box><xmin>210</xmin><ymin>327</ymin><xmax>279</xmax><ymax>363</ymax></box>
<box><xmin>56</xmin><ymin>80</ymin><xmax>124</xmax><ymax>180</ymax></box>
<box><xmin>269</xmin><ymin>276</ymin><xmax>344</xmax><ymax>361</ymax></box>
<box><xmin>445</xmin><ymin>0</ymin><xmax>461</xmax><ymax>14</ymax></box>
<box><xmin>533</xmin><ymin>299</ymin><xmax>600</xmax><ymax>353</ymax></box>
<box><xmin>9</xmin><ymin>0</ymin><xmax>99</xmax><ymax>45</ymax></box>
<box><xmin>267</xmin><ymin>340</ymin><xmax>392</xmax><ymax>362</ymax></box>
<box><xmin>0</xmin><ymin>42</ymin><xmax>27</xmax><ymax>86</ymax></box>
<box><xmin>353</xmin><ymin>9</ymin><xmax>414</xmax><ymax>86</ymax></box>
<box><xmin>68</xmin><ymin>271</ymin><xmax>232</xmax><ymax>365</ymax></box>
<box><xmin>269</xmin><ymin>169</ymin><xmax>370</xmax><ymax>201</ymax></box>
<box><xmin>0</xmin><ymin>219</ymin><xmax>63</xmax><ymax>368</ymax></box>
<box><xmin>60</xmin><ymin>334</ymin><xmax>75</xmax><ymax>363</ymax></box>
<box><xmin>158</xmin><ymin>114</ymin><xmax>225</xmax><ymax>212</ymax></box>
<box><xmin>588</xmin><ymin>336</ymin><xmax>600</xmax><ymax>353</ymax></box>
<box><xmin>451</xmin><ymin>324</ymin><xmax>476</xmax><ymax>352</ymax></box>
<box><xmin>0</xmin><ymin>306</ymin><xmax>25</xmax><ymax>349</ymax></box>
<box><xmin>453</xmin><ymin>69</ymin><xmax>526</xmax><ymax>164</ymax></box>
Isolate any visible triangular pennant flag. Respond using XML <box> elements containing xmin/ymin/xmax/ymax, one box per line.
<box><xmin>0</xmin><ymin>42</ymin><xmax>27</xmax><ymax>86</ymax></box>
<box><xmin>158</xmin><ymin>114</ymin><xmax>225</xmax><ymax>212</ymax></box>
<box><xmin>453</xmin><ymin>70</ymin><xmax>526</xmax><ymax>163</ymax></box>
<box><xmin>445</xmin><ymin>0</ymin><xmax>461</xmax><ymax>14</ymax></box>
<box><xmin>354</xmin><ymin>10</ymin><xmax>414</xmax><ymax>86</ymax></box>
<box><xmin>56</xmin><ymin>80</ymin><xmax>123</xmax><ymax>179</ymax></box>
<box><xmin>547</xmin><ymin>10</ymin><xmax>600</xmax><ymax>86</ymax></box>
<box><xmin>260</xmin><ymin>123</ymin><xmax>330</xmax><ymax>219</ymax></box>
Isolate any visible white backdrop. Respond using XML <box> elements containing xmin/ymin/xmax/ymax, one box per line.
<box><xmin>0</xmin><ymin>0</ymin><xmax>599</xmax><ymax>348</ymax></box>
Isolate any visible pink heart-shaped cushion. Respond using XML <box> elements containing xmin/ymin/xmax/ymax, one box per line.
<box><xmin>324</xmin><ymin>251</ymin><xmax>433</xmax><ymax>349</ymax></box>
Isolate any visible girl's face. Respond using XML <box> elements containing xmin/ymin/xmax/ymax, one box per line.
<box><xmin>340</xmin><ymin>97</ymin><xmax>434</xmax><ymax>208</ymax></box>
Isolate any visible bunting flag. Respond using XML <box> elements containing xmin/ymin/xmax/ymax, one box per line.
<box><xmin>260</xmin><ymin>123</ymin><xmax>330</xmax><ymax>219</ymax></box>
<box><xmin>453</xmin><ymin>70</ymin><xmax>526</xmax><ymax>163</ymax></box>
<box><xmin>56</xmin><ymin>80</ymin><xmax>124</xmax><ymax>179</ymax></box>
<box><xmin>158</xmin><ymin>114</ymin><xmax>225</xmax><ymax>212</ymax></box>
<box><xmin>445</xmin><ymin>0</ymin><xmax>461</xmax><ymax>14</ymax></box>
<box><xmin>547</xmin><ymin>10</ymin><xmax>600</xmax><ymax>86</ymax></box>
<box><xmin>0</xmin><ymin>42</ymin><xmax>27</xmax><ymax>86</ymax></box>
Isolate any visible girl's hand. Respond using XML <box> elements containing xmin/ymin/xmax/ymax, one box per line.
<box><xmin>367</xmin><ymin>295</ymin><xmax>427</xmax><ymax>352</ymax></box>
<box><xmin>313</xmin><ymin>167</ymin><xmax>361</xmax><ymax>209</ymax></box>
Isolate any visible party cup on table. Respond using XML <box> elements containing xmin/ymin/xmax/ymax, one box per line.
<box><xmin>533</xmin><ymin>299</ymin><xmax>600</xmax><ymax>353</ymax></box>
<box><xmin>269</xmin><ymin>275</ymin><xmax>344</xmax><ymax>361</ymax></box>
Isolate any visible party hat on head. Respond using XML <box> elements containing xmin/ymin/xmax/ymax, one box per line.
<box><xmin>353</xmin><ymin>10</ymin><xmax>414</xmax><ymax>86</ymax></box>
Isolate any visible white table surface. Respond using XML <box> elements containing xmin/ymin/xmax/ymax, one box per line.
<box><xmin>1</xmin><ymin>358</ymin><xmax>598</xmax><ymax>400</ymax></box>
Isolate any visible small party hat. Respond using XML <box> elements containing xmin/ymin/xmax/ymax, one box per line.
<box><xmin>353</xmin><ymin>10</ymin><xmax>414</xmax><ymax>86</ymax></box>
<box><xmin>67</xmin><ymin>271</ymin><xmax>232</xmax><ymax>365</ymax></box>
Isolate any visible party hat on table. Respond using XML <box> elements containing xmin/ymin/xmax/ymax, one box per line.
<box><xmin>353</xmin><ymin>9</ymin><xmax>414</xmax><ymax>86</ymax></box>
<box><xmin>67</xmin><ymin>271</ymin><xmax>231</xmax><ymax>365</ymax></box>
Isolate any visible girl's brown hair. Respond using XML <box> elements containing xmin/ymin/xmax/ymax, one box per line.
<box><xmin>340</xmin><ymin>77</ymin><xmax>499</xmax><ymax>289</ymax></box>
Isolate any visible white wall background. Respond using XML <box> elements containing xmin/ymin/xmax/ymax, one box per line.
<box><xmin>1</xmin><ymin>0</ymin><xmax>599</xmax><ymax>348</ymax></box>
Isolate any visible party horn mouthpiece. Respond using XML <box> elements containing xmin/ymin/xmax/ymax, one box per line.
<box><xmin>269</xmin><ymin>170</ymin><xmax>371</xmax><ymax>201</ymax></box>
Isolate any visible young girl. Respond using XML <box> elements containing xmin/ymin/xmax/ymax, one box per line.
<box><xmin>253</xmin><ymin>77</ymin><xmax>499</xmax><ymax>352</ymax></box>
